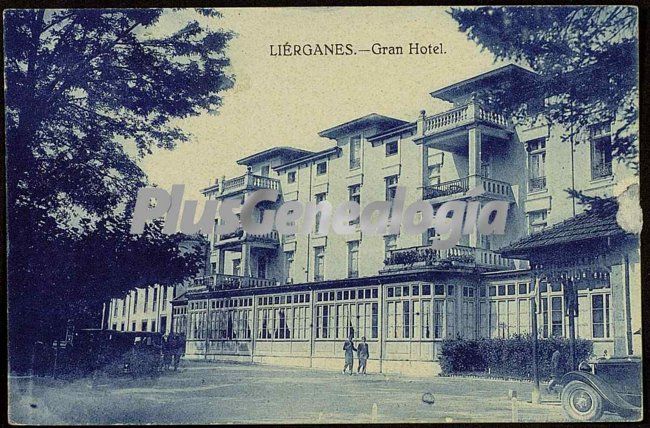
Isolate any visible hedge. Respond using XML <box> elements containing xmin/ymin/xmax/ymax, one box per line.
<box><xmin>439</xmin><ymin>335</ymin><xmax>593</xmax><ymax>380</ymax></box>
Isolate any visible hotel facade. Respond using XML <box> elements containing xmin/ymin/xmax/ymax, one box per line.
<box><xmin>167</xmin><ymin>65</ymin><xmax>640</xmax><ymax>375</ymax></box>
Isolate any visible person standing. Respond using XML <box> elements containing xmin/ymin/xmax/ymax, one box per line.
<box><xmin>174</xmin><ymin>333</ymin><xmax>186</xmax><ymax>371</ymax></box>
<box><xmin>547</xmin><ymin>349</ymin><xmax>562</xmax><ymax>393</ymax></box>
<box><xmin>162</xmin><ymin>335</ymin><xmax>172</xmax><ymax>371</ymax></box>
<box><xmin>343</xmin><ymin>336</ymin><xmax>356</xmax><ymax>375</ymax></box>
<box><xmin>357</xmin><ymin>336</ymin><xmax>369</xmax><ymax>374</ymax></box>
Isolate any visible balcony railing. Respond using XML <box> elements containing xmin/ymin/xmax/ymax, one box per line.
<box><xmin>383</xmin><ymin>244</ymin><xmax>515</xmax><ymax>272</ymax></box>
<box><xmin>528</xmin><ymin>176</ymin><xmax>547</xmax><ymax>193</ymax></box>
<box><xmin>423</xmin><ymin>175</ymin><xmax>513</xmax><ymax>201</ymax></box>
<box><xmin>422</xmin><ymin>102</ymin><xmax>509</xmax><ymax>136</ymax></box>
<box><xmin>423</xmin><ymin>176</ymin><xmax>469</xmax><ymax>199</ymax></box>
<box><xmin>220</xmin><ymin>172</ymin><xmax>281</xmax><ymax>196</ymax></box>
<box><xmin>191</xmin><ymin>274</ymin><xmax>276</xmax><ymax>291</ymax></box>
<box><xmin>591</xmin><ymin>163</ymin><xmax>612</xmax><ymax>180</ymax></box>
<box><xmin>217</xmin><ymin>228</ymin><xmax>279</xmax><ymax>245</ymax></box>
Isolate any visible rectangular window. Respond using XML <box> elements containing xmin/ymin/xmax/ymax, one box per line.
<box><xmin>384</xmin><ymin>235</ymin><xmax>397</xmax><ymax>259</ymax></box>
<box><xmin>144</xmin><ymin>288</ymin><xmax>149</xmax><ymax>313</ymax></box>
<box><xmin>592</xmin><ymin>294</ymin><xmax>611</xmax><ymax>338</ymax></box>
<box><xmin>152</xmin><ymin>289</ymin><xmax>158</xmax><ymax>310</ymax></box>
<box><xmin>540</xmin><ymin>297</ymin><xmax>549</xmax><ymax>337</ymax></box>
<box><xmin>287</xmin><ymin>171</ymin><xmax>296</xmax><ymax>183</ymax></box>
<box><xmin>433</xmin><ymin>300</ymin><xmax>444</xmax><ymax>339</ymax></box>
<box><xmin>462</xmin><ymin>300</ymin><xmax>476</xmax><ymax>339</ymax></box>
<box><xmin>527</xmin><ymin>137</ymin><xmax>547</xmax><ymax>192</ymax></box>
<box><xmin>314</xmin><ymin>246</ymin><xmax>325</xmax><ymax>281</ymax></box>
<box><xmin>350</xmin><ymin>136</ymin><xmax>361</xmax><ymax>169</ymax></box>
<box><xmin>403</xmin><ymin>300</ymin><xmax>411</xmax><ymax>338</ymax></box>
<box><xmin>314</xmin><ymin>192</ymin><xmax>327</xmax><ymax>233</ymax></box>
<box><xmin>371</xmin><ymin>302</ymin><xmax>379</xmax><ymax>339</ymax></box>
<box><xmin>421</xmin><ymin>299</ymin><xmax>431</xmax><ymax>339</ymax></box>
<box><xmin>590</xmin><ymin>123</ymin><xmax>613</xmax><ymax>180</ymax></box>
<box><xmin>385</xmin><ymin>175</ymin><xmax>399</xmax><ymax>201</ymax></box>
<box><xmin>133</xmin><ymin>291</ymin><xmax>138</xmax><ymax>314</ymax></box>
<box><xmin>141</xmin><ymin>321</ymin><xmax>148</xmax><ymax>332</ymax></box>
<box><xmin>347</xmin><ymin>241</ymin><xmax>359</xmax><ymax>278</ymax></box>
<box><xmin>551</xmin><ymin>296</ymin><xmax>563</xmax><ymax>336</ymax></box>
<box><xmin>348</xmin><ymin>185</ymin><xmax>361</xmax><ymax>225</ymax></box>
<box><xmin>260</xmin><ymin>165</ymin><xmax>270</xmax><ymax>177</ymax></box>
<box><xmin>385</xmin><ymin>140</ymin><xmax>398</xmax><ymax>156</ymax></box>
<box><xmin>428</xmin><ymin>164</ymin><xmax>441</xmax><ymax>186</ymax></box>
<box><xmin>316</xmin><ymin>162</ymin><xmax>327</xmax><ymax>175</ymax></box>
<box><xmin>285</xmin><ymin>251</ymin><xmax>294</xmax><ymax>283</ymax></box>
<box><xmin>528</xmin><ymin>210</ymin><xmax>548</xmax><ymax>234</ymax></box>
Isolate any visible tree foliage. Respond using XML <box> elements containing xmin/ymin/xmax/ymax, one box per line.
<box><xmin>449</xmin><ymin>6</ymin><xmax>639</xmax><ymax>171</ymax></box>
<box><xmin>5</xmin><ymin>9</ymin><xmax>232</xmax><ymax>370</ymax></box>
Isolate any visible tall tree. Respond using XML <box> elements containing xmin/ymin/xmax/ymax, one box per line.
<box><xmin>5</xmin><ymin>9</ymin><xmax>232</xmax><ymax>371</ymax></box>
<box><xmin>449</xmin><ymin>6</ymin><xmax>639</xmax><ymax>172</ymax></box>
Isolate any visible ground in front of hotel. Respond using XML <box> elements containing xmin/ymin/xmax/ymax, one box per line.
<box><xmin>9</xmin><ymin>360</ymin><xmax>628</xmax><ymax>424</ymax></box>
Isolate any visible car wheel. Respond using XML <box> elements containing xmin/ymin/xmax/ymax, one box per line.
<box><xmin>561</xmin><ymin>380</ymin><xmax>604</xmax><ymax>422</ymax></box>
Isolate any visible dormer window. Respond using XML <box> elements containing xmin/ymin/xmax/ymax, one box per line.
<box><xmin>316</xmin><ymin>162</ymin><xmax>327</xmax><ymax>175</ymax></box>
<box><xmin>386</xmin><ymin>140</ymin><xmax>398</xmax><ymax>157</ymax></box>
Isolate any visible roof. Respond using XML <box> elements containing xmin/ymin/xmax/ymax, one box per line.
<box><xmin>430</xmin><ymin>64</ymin><xmax>540</xmax><ymax>103</ymax></box>
<box><xmin>318</xmin><ymin>113</ymin><xmax>409</xmax><ymax>139</ymax></box>
<box><xmin>366</xmin><ymin>122</ymin><xmax>417</xmax><ymax>142</ymax></box>
<box><xmin>236</xmin><ymin>146</ymin><xmax>314</xmax><ymax>166</ymax></box>
<box><xmin>273</xmin><ymin>146</ymin><xmax>341</xmax><ymax>172</ymax></box>
<box><xmin>499</xmin><ymin>200</ymin><xmax>627</xmax><ymax>259</ymax></box>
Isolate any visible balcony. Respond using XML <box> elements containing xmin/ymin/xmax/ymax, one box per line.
<box><xmin>215</xmin><ymin>228</ymin><xmax>280</xmax><ymax>248</ymax></box>
<box><xmin>423</xmin><ymin>175</ymin><xmax>514</xmax><ymax>202</ymax></box>
<box><xmin>422</xmin><ymin>102</ymin><xmax>509</xmax><ymax>138</ymax></box>
<box><xmin>190</xmin><ymin>274</ymin><xmax>277</xmax><ymax>292</ymax></box>
<box><xmin>219</xmin><ymin>172</ymin><xmax>281</xmax><ymax>197</ymax></box>
<box><xmin>591</xmin><ymin>163</ymin><xmax>612</xmax><ymax>180</ymax></box>
<box><xmin>382</xmin><ymin>245</ymin><xmax>516</xmax><ymax>273</ymax></box>
<box><xmin>528</xmin><ymin>176</ymin><xmax>546</xmax><ymax>193</ymax></box>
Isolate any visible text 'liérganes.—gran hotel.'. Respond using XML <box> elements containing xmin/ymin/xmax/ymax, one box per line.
<box><xmin>269</xmin><ymin>42</ymin><xmax>446</xmax><ymax>56</ymax></box>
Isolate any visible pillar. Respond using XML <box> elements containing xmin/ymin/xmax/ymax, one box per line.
<box><xmin>468</xmin><ymin>126</ymin><xmax>482</xmax><ymax>188</ymax></box>
<box><xmin>217</xmin><ymin>248</ymin><xmax>226</xmax><ymax>274</ymax></box>
<box><xmin>241</xmin><ymin>244</ymin><xmax>251</xmax><ymax>277</ymax></box>
<box><xmin>610</xmin><ymin>260</ymin><xmax>628</xmax><ymax>356</ymax></box>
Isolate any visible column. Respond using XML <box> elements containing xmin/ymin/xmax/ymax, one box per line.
<box><xmin>420</xmin><ymin>143</ymin><xmax>429</xmax><ymax>188</ymax></box>
<box><xmin>610</xmin><ymin>260</ymin><xmax>628</xmax><ymax>356</ymax></box>
<box><xmin>241</xmin><ymin>244</ymin><xmax>251</xmax><ymax>277</ymax></box>
<box><xmin>468</xmin><ymin>126</ymin><xmax>482</xmax><ymax>249</ymax></box>
<box><xmin>468</xmin><ymin>126</ymin><xmax>482</xmax><ymax>188</ymax></box>
<box><xmin>217</xmin><ymin>248</ymin><xmax>226</xmax><ymax>274</ymax></box>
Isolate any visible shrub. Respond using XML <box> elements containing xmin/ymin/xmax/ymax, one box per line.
<box><xmin>439</xmin><ymin>335</ymin><xmax>593</xmax><ymax>380</ymax></box>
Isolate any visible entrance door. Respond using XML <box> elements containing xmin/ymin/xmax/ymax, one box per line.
<box><xmin>160</xmin><ymin>316</ymin><xmax>167</xmax><ymax>334</ymax></box>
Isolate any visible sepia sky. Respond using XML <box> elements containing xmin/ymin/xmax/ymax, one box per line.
<box><xmin>140</xmin><ymin>7</ymin><xmax>507</xmax><ymax>200</ymax></box>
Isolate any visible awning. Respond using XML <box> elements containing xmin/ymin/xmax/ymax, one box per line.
<box><xmin>499</xmin><ymin>199</ymin><xmax>626</xmax><ymax>259</ymax></box>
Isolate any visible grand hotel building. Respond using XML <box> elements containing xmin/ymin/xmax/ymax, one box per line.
<box><xmin>125</xmin><ymin>64</ymin><xmax>639</xmax><ymax>375</ymax></box>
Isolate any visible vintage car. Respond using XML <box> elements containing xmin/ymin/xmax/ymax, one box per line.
<box><xmin>65</xmin><ymin>329</ymin><xmax>164</xmax><ymax>377</ymax></box>
<box><xmin>560</xmin><ymin>356</ymin><xmax>642</xmax><ymax>421</ymax></box>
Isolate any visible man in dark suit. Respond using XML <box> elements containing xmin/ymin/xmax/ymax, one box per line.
<box><xmin>357</xmin><ymin>336</ymin><xmax>369</xmax><ymax>374</ymax></box>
